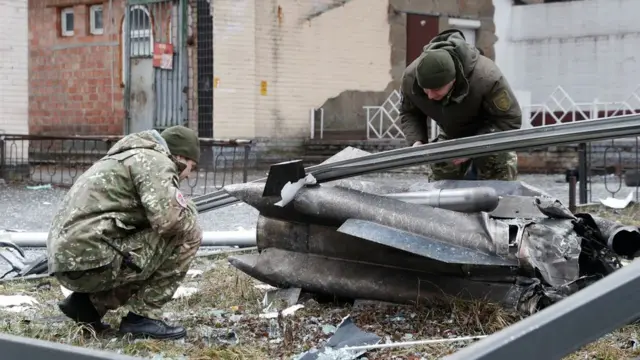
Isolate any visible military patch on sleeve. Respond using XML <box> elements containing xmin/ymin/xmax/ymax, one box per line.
<box><xmin>175</xmin><ymin>190</ymin><xmax>187</xmax><ymax>208</ymax></box>
<box><xmin>492</xmin><ymin>89</ymin><xmax>512</xmax><ymax>112</ymax></box>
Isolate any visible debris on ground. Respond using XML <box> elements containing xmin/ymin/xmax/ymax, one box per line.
<box><xmin>26</xmin><ymin>184</ymin><xmax>52</xmax><ymax>191</ymax></box>
<box><xmin>0</xmin><ymin>204</ymin><xmax>639</xmax><ymax>359</ymax></box>
<box><xmin>259</xmin><ymin>304</ymin><xmax>305</xmax><ymax>319</ymax></box>
<box><xmin>172</xmin><ymin>286</ymin><xmax>200</xmax><ymax>299</ymax></box>
<box><xmin>263</xmin><ymin>287</ymin><xmax>301</xmax><ymax>307</ymax></box>
<box><xmin>0</xmin><ymin>295</ymin><xmax>39</xmax><ymax>313</ymax></box>
<box><xmin>295</xmin><ymin>315</ymin><xmax>381</xmax><ymax>360</ymax></box>
<box><xmin>600</xmin><ymin>191</ymin><xmax>635</xmax><ymax>209</ymax></box>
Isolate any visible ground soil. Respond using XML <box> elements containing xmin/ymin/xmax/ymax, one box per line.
<box><xmin>1</xmin><ymin>204</ymin><xmax>640</xmax><ymax>359</ymax></box>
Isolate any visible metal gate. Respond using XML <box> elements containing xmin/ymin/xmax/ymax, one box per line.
<box><xmin>123</xmin><ymin>0</ymin><xmax>188</xmax><ymax>134</ymax></box>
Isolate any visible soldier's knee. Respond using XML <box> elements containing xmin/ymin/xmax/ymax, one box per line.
<box><xmin>55</xmin><ymin>265</ymin><xmax>113</xmax><ymax>294</ymax></box>
<box><xmin>479</xmin><ymin>165</ymin><xmax>517</xmax><ymax>181</ymax></box>
<box><xmin>185</xmin><ymin>226</ymin><xmax>203</xmax><ymax>248</ymax></box>
<box><xmin>429</xmin><ymin>162</ymin><xmax>462</xmax><ymax>181</ymax></box>
<box><xmin>173</xmin><ymin>227</ymin><xmax>202</xmax><ymax>264</ymax></box>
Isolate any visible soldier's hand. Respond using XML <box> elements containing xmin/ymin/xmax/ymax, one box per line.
<box><xmin>452</xmin><ymin>157</ymin><xmax>469</xmax><ymax>165</ymax></box>
<box><xmin>412</xmin><ymin>141</ymin><xmax>423</xmax><ymax>147</ymax></box>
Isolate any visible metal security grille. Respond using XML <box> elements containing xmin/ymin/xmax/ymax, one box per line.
<box><xmin>123</xmin><ymin>0</ymin><xmax>188</xmax><ymax>133</ymax></box>
<box><xmin>196</xmin><ymin>0</ymin><xmax>214</xmax><ymax>138</ymax></box>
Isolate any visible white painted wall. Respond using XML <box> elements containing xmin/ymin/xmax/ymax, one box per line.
<box><xmin>212</xmin><ymin>0</ymin><xmax>392</xmax><ymax>139</ymax></box>
<box><xmin>494</xmin><ymin>0</ymin><xmax>640</xmax><ymax>108</ymax></box>
<box><xmin>0</xmin><ymin>0</ymin><xmax>29</xmax><ymax>164</ymax></box>
<box><xmin>0</xmin><ymin>0</ymin><xmax>29</xmax><ymax>136</ymax></box>
<box><xmin>211</xmin><ymin>0</ymin><xmax>257</xmax><ymax>138</ymax></box>
<box><xmin>493</xmin><ymin>0</ymin><xmax>514</xmax><ymax>82</ymax></box>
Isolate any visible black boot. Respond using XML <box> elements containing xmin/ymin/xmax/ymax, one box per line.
<box><xmin>118</xmin><ymin>312</ymin><xmax>187</xmax><ymax>340</ymax></box>
<box><xmin>58</xmin><ymin>292</ymin><xmax>111</xmax><ymax>332</ymax></box>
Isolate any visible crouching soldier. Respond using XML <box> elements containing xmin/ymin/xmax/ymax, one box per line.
<box><xmin>46</xmin><ymin>125</ymin><xmax>203</xmax><ymax>340</ymax></box>
<box><xmin>399</xmin><ymin>29</ymin><xmax>522</xmax><ymax>180</ymax></box>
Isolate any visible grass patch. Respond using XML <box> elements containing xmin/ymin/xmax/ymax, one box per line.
<box><xmin>1</xmin><ymin>205</ymin><xmax>639</xmax><ymax>359</ymax></box>
<box><xmin>0</xmin><ymin>259</ymin><xmax>523</xmax><ymax>359</ymax></box>
<box><xmin>578</xmin><ymin>202</ymin><xmax>640</xmax><ymax>226</ymax></box>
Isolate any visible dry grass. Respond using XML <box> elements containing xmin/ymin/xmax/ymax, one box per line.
<box><xmin>577</xmin><ymin>202</ymin><xmax>640</xmax><ymax>226</ymax></box>
<box><xmin>0</xmin><ymin>261</ymin><xmax>522</xmax><ymax>359</ymax></box>
<box><xmin>1</xmin><ymin>205</ymin><xmax>640</xmax><ymax>359</ymax></box>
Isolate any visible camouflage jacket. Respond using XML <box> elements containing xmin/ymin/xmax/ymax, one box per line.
<box><xmin>46</xmin><ymin>130</ymin><xmax>202</xmax><ymax>274</ymax></box>
<box><xmin>398</xmin><ymin>29</ymin><xmax>522</xmax><ymax>144</ymax></box>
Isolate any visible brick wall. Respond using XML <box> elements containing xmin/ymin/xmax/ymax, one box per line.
<box><xmin>29</xmin><ymin>0</ymin><xmax>126</xmax><ymax>136</ymax></box>
<box><xmin>211</xmin><ymin>0</ymin><xmax>393</xmax><ymax>139</ymax></box>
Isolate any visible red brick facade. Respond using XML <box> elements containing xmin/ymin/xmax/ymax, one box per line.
<box><xmin>29</xmin><ymin>0</ymin><xmax>126</xmax><ymax>136</ymax></box>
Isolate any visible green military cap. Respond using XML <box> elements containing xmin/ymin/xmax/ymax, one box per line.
<box><xmin>415</xmin><ymin>49</ymin><xmax>456</xmax><ymax>89</ymax></box>
<box><xmin>160</xmin><ymin>125</ymin><xmax>201</xmax><ymax>164</ymax></box>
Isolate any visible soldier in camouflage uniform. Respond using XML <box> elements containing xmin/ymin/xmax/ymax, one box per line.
<box><xmin>46</xmin><ymin>126</ymin><xmax>203</xmax><ymax>340</ymax></box>
<box><xmin>398</xmin><ymin>29</ymin><xmax>522</xmax><ymax>181</ymax></box>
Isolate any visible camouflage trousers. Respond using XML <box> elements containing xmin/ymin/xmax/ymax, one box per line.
<box><xmin>429</xmin><ymin>151</ymin><xmax>519</xmax><ymax>181</ymax></box>
<box><xmin>54</xmin><ymin>228</ymin><xmax>202</xmax><ymax>319</ymax></box>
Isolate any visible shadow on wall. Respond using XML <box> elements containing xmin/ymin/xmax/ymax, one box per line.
<box><xmin>315</xmin><ymin>82</ymin><xmax>397</xmax><ymax>138</ymax></box>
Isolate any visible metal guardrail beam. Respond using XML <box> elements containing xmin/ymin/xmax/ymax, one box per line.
<box><xmin>310</xmin><ymin>113</ymin><xmax>640</xmax><ymax>182</ymax></box>
<box><xmin>194</xmin><ymin>113</ymin><xmax>640</xmax><ymax>213</ymax></box>
<box><xmin>0</xmin><ymin>331</ymin><xmax>142</xmax><ymax>360</ymax></box>
<box><xmin>442</xmin><ymin>258</ymin><xmax>640</xmax><ymax>360</ymax></box>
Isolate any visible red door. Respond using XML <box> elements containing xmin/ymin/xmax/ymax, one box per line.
<box><xmin>406</xmin><ymin>14</ymin><xmax>440</xmax><ymax>66</ymax></box>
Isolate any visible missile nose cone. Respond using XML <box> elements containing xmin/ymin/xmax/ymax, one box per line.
<box><xmin>223</xmin><ymin>183</ymin><xmax>279</xmax><ymax>210</ymax></box>
<box><xmin>228</xmin><ymin>254</ymin><xmax>258</xmax><ymax>271</ymax></box>
<box><xmin>228</xmin><ymin>253</ymin><xmax>279</xmax><ymax>286</ymax></box>
<box><xmin>466</xmin><ymin>187</ymin><xmax>500</xmax><ymax>212</ymax></box>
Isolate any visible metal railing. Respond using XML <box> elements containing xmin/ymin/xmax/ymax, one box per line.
<box><xmin>0</xmin><ymin>134</ymin><xmax>252</xmax><ymax>197</ymax></box>
<box><xmin>525</xmin><ymin>86</ymin><xmax>640</xmax><ymax>204</ymax></box>
<box><xmin>364</xmin><ymin>89</ymin><xmax>436</xmax><ymax>140</ymax></box>
<box><xmin>364</xmin><ymin>89</ymin><xmax>405</xmax><ymax>139</ymax></box>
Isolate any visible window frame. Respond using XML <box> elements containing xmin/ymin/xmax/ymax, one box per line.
<box><xmin>89</xmin><ymin>4</ymin><xmax>104</xmax><ymax>35</ymax></box>
<box><xmin>448</xmin><ymin>18</ymin><xmax>481</xmax><ymax>47</ymax></box>
<box><xmin>60</xmin><ymin>7</ymin><xmax>74</xmax><ymax>37</ymax></box>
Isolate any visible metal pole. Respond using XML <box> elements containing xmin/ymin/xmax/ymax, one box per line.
<box><xmin>0</xmin><ymin>331</ymin><xmax>142</xmax><ymax>360</ymax></box>
<box><xmin>442</xmin><ymin>258</ymin><xmax>640</xmax><ymax>360</ymax></box>
<box><xmin>568</xmin><ymin>176</ymin><xmax>576</xmax><ymax>213</ymax></box>
<box><xmin>1</xmin><ymin>231</ymin><xmax>256</xmax><ymax>248</ymax></box>
<box><xmin>578</xmin><ymin>142</ymin><xmax>588</xmax><ymax>203</ymax></box>
<box><xmin>341</xmin><ymin>335</ymin><xmax>488</xmax><ymax>352</ymax></box>
<box><xmin>243</xmin><ymin>144</ymin><xmax>250</xmax><ymax>183</ymax></box>
<box><xmin>194</xmin><ymin>113</ymin><xmax>640</xmax><ymax>213</ymax></box>
<box><xmin>0</xmin><ymin>138</ymin><xmax>5</xmax><ymax>178</ymax></box>
<box><xmin>122</xmin><ymin>2</ymin><xmax>131</xmax><ymax>135</ymax></box>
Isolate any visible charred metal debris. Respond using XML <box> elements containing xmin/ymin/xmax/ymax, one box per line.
<box><xmin>3</xmin><ymin>115</ymin><xmax>640</xmax><ymax>313</ymax></box>
<box><xmin>0</xmin><ymin>231</ymin><xmax>47</xmax><ymax>280</ymax></box>
<box><xmin>223</xmin><ymin>147</ymin><xmax>640</xmax><ymax>316</ymax></box>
